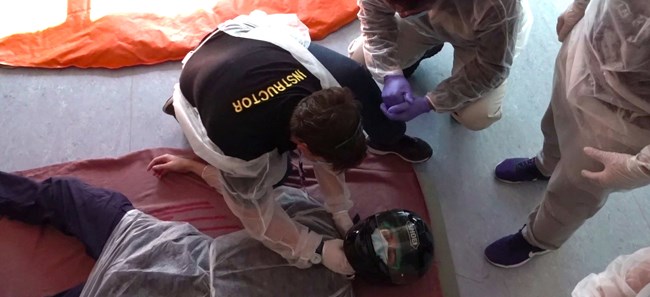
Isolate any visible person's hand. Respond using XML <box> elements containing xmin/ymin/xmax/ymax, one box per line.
<box><xmin>380</xmin><ymin>93</ymin><xmax>432</xmax><ymax>122</ymax></box>
<box><xmin>382</xmin><ymin>74</ymin><xmax>412</xmax><ymax>108</ymax></box>
<box><xmin>332</xmin><ymin>211</ymin><xmax>354</xmax><ymax>237</ymax></box>
<box><xmin>147</xmin><ymin>154</ymin><xmax>194</xmax><ymax>178</ymax></box>
<box><xmin>625</xmin><ymin>260</ymin><xmax>650</xmax><ymax>293</ymax></box>
<box><xmin>581</xmin><ymin>147</ymin><xmax>650</xmax><ymax>191</ymax></box>
<box><xmin>556</xmin><ymin>1</ymin><xmax>588</xmax><ymax>42</ymax></box>
<box><xmin>322</xmin><ymin>239</ymin><xmax>355</xmax><ymax>276</ymax></box>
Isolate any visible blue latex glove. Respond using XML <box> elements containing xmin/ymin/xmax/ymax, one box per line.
<box><xmin>382</xmin><ymin>74</ymin><xmax>412</xmax><ymax>107</ymax></box>
<box><xmin>380</xmin><ymin>93</ymin><xmax>432</xmax><ymax>122</ymax></box>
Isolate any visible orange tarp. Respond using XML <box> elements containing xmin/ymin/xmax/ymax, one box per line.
<box><xmin>0</xmin><ymin>0</ymin><xmax>359</xmax><ymax>69</ymax></box>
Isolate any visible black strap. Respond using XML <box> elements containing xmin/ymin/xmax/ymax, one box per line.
<box><xmin>315</xmin><ymin>239</ymin><xmax>325</xmax><ymax>256</ymax></box>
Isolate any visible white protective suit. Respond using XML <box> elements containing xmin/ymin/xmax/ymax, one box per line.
<box><xmin>523</xmin><ymin>0</ymin><xmax>650</xmax><ymax>249</ymax></box>
<box><xmin>353</xmin><ymin>0</ymin><xmax>533</xmax><ymax>124</ymax></box>
<box><xmin>80</xmin><ymin>186</ymin><xmax>353</xmax><ymax>297</ymax></box>
<box><xmin>172</xmin><ymin>12</ymin><xmax>353</xmax><ymax>268</ymax></box>
<box><xmin>573</xmin><ymin>247</ymin><xmax>650</xmax><ymax>297</ymax></box>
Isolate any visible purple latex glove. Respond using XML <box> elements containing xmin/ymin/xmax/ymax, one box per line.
<box><xmin>382</xmin><ymin>74</ymin><xmax>412</xmax><ymax>107</ymax></box>
<box><xmin>381</xmin><ymin>93</ymin><xmax>432</xmax><ymax>122</ymax></box>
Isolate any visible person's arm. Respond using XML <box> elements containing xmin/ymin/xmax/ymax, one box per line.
<box><xmin>312</xmin><ymin>162</ymin><xmax>354</xmax><ymax>235</ymax></box>
<box><xmin>572</xmin><ymin>247</ymin><xmax>650</xmax><ymax>296</ymax></box>
<box><xmin>148</xmin><ymin>154</ymin><xmax>354</xmax><ymax>274</ymax></box>
<box><xmin>358</xmin><ymin>0</ymin><xmax>404</xmax><ymax>83</ymax></box>
<box><xmin>147</xmin><ymin>154</ymin><xmax>208</xmax><ymax>179</ymax></box>
<box><xmin>147</xmin><ymin>154</ymin><xmax>320</xmax><ymax>265</ymax></box>
<box><xmin>426</xmin><ymin>2</ymin><xmax>520</xmax><ymax>112</ymax></box>
<box><xmin>218</xmin><ymin>171</ymin><xmax>323</xmax><ymax>267</ymax></box>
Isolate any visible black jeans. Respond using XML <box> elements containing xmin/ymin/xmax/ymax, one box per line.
<box><xmin>307</xmin><ymin>43</ymin><xmax>406</xmax><ymax>146</ymax></box>
<box><xmin>0</xmin><ymin>172</ymin><xmax>134</xmax><ymax>297</ymax></box>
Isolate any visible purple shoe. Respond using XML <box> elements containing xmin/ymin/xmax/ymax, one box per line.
<box><xmin>494</xmin><ymin>157</ymin><xmax>549</xmax><ymax>183</ymax></box>
<box><xmin>485</xmin><ymin>229</ymin><xmax>550</xmax><ymax>268</ymax></box>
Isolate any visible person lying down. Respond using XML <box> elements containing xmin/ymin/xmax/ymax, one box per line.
<box><xmin>0</xmin><ymin>169</ymin><xmax>434</xmax><ymax>297</ymax></box>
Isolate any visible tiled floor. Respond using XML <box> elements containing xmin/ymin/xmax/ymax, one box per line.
<box><xmin>2</xmin><ymin>1</ymin><xmax>650</xmax><ymax>296</ymax></box>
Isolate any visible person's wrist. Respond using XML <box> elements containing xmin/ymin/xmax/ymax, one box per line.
<box><xmin>311</xmin><ymin>239</ymin><xmax>325</xmax><ymax>265</ymax></box>
<box><xmin>186</xmin><ymin>159</ymin><xmax>206</xmax><ymax>175</ymax></box>
<box><xmin>628</xmin><ymin>156</ymin><xmax>650</xmax><ymax>178</ymax></box>
<box><xmin>422</xmin><ymin>95</ymin><xmax>435</xmax><ymax>112</ymax></box>
<box><xmin>383</xmin><ymin>73</ymin><xmax>406</xmax><ymax>85</ymax></box>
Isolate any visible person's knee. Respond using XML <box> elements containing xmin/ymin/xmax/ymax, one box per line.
<box><xmin>452</xmin><ymin>109</ymin><xmax>502</xmax><ymax>131</ymax></box>
<box><xmin>452</xmin><ymin>91</ymin><xmax>504</xmax><ymax>131</ymax></box>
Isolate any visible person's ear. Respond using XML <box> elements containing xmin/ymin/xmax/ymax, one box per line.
<box><xmin>296</xmin><ymin>142</ymin><xmax>309</xmax><ymax>155</ymax></box>
<box><xmin>292</xmin><ymin>136</ymin><xmax>307</xmax><ymax>152</ymax></box>
<box><xmin>293</xmin><ymin>138</ymin><xmax>319</xmax><ymax>160</ymax></box>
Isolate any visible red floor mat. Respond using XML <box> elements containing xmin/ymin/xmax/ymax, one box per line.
<box><xmin>0</xmin><ymin>148</ymin><xmax>443</xmax><ymax>297</ymax></box>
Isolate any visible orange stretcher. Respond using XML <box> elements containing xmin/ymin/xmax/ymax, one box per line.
<box><xmin>0</xmin><ymin>0</ymin><xmax>358</xmax><ymax>69</ymax></box>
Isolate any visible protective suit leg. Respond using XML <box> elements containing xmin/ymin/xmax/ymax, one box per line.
<box><xmin>535</xmin><ymin>103</ymin><xmax>562</xmax><ymax>176</ymax></box>
<box><xmin>449</xmin><ymin>47</ymin><xmax>505</xmax><ymax>131</ymax></box>
<box><xmin>0</xmin><ymin>172</ymin><xmax>134</xmax><ymax>259</ymax></box>
<box><xmin>523</xmin><ymin>26</ymin><xmax>650</xmax><ymax>250</ymax></box>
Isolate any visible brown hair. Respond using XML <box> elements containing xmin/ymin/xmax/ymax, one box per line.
<box><xmin>290</xmin><ymin>87</ymin><xmax>367</xmax><ymax>172</ymax></box>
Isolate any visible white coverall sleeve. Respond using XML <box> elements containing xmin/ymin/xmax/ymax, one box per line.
<box><xmin>357</xmin><ymin>0</ymin><xmax>404</xmax><ymax>83</ymax></box>
<box><xmin>572</xmin><ymin>247</ymin><xmax>650</xmax><ymax>296</ymax></box>
<box><xmin>636</xmin><ymin>146</ymin><xmax>650</xmax><ymax>169</ymax></box>
<box><xmin>633</xmin><ymin>146</ymin><xmax>650</xmax><ymax>185</ymax></box>
<box><xmin>427</xmin><ymin>2</ymin><xmax>522</xmax><ymax>112</ymax></box>
<box><xmin>201</xmin><ymin>165</ymin><xmax>323</xmax><ymax>268</ymax></box>
<box><xmin>312</xmin><ymin>162</ymin><xmax>354</xmax><ymax>234</ymax></box>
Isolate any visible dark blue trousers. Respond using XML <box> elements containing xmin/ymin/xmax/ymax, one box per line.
<box><xmin>0</xmin><ymin>172</ymin><xmax>134</xmax><ymax>297</ymax></box>
<box><xmin>307</xmin><ymin>43</ymin><xmax>406</xmax><ymax>146</ymax></box>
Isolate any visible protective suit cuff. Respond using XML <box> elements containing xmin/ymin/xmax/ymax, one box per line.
<box><xmin>628</xmin><ymin>155</ymin><xmax>650</xmax><ymax>179</ymax></box>
<box><xmin>424</xmin><ymin>95</ymin><xmax>437</xmax><ymax>112</ymax></box>
<box><xmin>379</xmin><ymin>69</ymin><xmax>405</xmax><ymax>84</ymax></box>
<box><xmin>324</xmin><ymin>198</ymin><xmax>353</xmax><ymax>214</ymax></box>
<box><xmin>296</xmin><ymin>230</ymin><xmax>324</xmax><ymax>263</ymax></box>
<box><xmin>332</xmin><ymin>211</ymin><xmax>354</xmax><ymax>235</ymax></box>
<box><xmin>635</xmin><ymin>146</ymin><xmax>650</xmax><ymax>164</ymax></box>
<box><xmin>427</xmin><ymin>92</ymin><xmax>457</xmax><ymax>113</ymax></box>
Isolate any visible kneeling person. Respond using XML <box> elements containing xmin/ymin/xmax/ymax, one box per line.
<box><xmin>164</xmin><ymin>12</ymin><xmax>432</xmax><ymax>276</ymax></box>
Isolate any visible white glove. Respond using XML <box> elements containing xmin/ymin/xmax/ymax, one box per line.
<box><xmin>581</xmin><ymin>147</ymin><xmax>650</xmax><ymax>191</ymax></box>
<box><xmin>332</xmin><ymin>211</ymin><xmax>354</xmax><ymax>236</ymax></box>
<box><xmin>556</xmin><ymin>1</ymin><xmax>588</xmax><ymax>42</ymax></box>
<box><xmin>322</xmin><ymin>239</ymin><xmax>355</xmax><ymax>276</ymax></box>
<box><xmin>625</xmin><ymin>259</ymin><xmax>650</xmax><ymax>293</ymax></box>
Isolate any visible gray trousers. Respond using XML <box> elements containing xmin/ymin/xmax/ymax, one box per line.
<box><xmin>523</xmin><ymin>27</ymin><xmax>650</xmax><ymax>250</ymax></box>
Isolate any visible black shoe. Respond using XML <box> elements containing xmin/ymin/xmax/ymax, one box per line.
<box><xmin>367</xmin><ymin>136</ymin><xmax>433</xmax><ymax>163</ymax></box>
<box><xmin>162</xmin><ymin>96</ymin><xmax>175</xmax><ymax>117</ymax></box>
<box><xmin>402</xmin><ymin>44</ymin><xmax>444</xmax><ymax>78</ymax></box>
